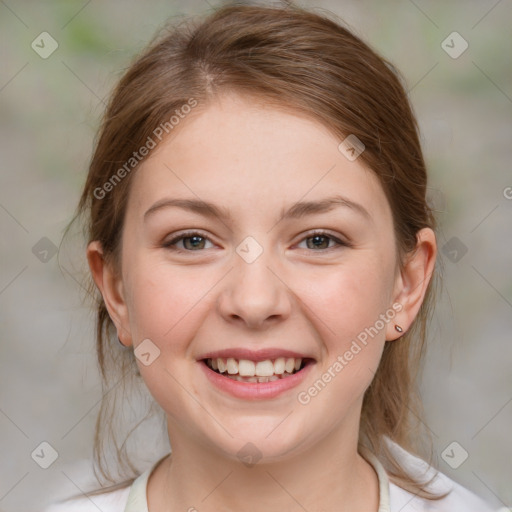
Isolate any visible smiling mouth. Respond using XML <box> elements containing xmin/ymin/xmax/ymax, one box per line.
<box><xmin>203</xmin><ymin>357</ymin><xmax>314</xmax><ymax>383</ymax></box>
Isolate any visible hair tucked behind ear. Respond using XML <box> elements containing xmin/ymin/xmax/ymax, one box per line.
<box><xmin>64</xmin><ymin>1</ymin><xmax>445</xmax><ymax>498</ymax></box>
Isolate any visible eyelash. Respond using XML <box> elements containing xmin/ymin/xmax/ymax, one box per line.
<box><xmin>162</xmin><ymin>230</ymin><xmax>350</xmax><ymax>253</ymax></box>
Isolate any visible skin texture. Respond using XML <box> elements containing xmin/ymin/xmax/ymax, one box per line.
<box><xmin>87</xmin><ymin>92</ymin><xmax>436</xmax><ymax>511</ymax></box>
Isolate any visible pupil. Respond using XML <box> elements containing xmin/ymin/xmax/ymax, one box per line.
<box><xmin>308</xmin><ymin>235</ymin><xmax>328</xmax><ymax>250</ymax></box>
<box><xmin>184</xmin><ymin>236</ymin><xmax>204</xmax><ymax>250</ymax></box>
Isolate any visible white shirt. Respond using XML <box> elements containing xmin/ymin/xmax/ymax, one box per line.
<box><xmin>43</xmin><ymin>440</ymin><xmax>508</xmax><ymax>511</ymax></box>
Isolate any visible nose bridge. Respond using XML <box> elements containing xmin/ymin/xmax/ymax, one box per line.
<box><xmin>218</xmin><ymin>235</ymin><xmax>291</xmax><ymax>328</ymax></box>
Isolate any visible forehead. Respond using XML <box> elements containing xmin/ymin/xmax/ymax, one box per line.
<box><xmin>127</xmin><ymin>93</ymin><xmax>391</xmax><ymax>225</ymax></box>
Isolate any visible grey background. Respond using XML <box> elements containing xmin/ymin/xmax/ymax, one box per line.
<box><xmin>1</xmin><ymin>0</ymin><xmax>511</xmax><ymax>510</ymax></box>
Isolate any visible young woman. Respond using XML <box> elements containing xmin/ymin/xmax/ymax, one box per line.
<box><xmin>45</xmin><ymin>3</ymin><xmax>505</xmax><ymax>511</ymax></box>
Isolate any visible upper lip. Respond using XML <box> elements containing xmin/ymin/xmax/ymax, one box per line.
<box><xmin>197</xmin><ymin>348</ymin><xmax>315</xmax><ymax>362</ymax></box>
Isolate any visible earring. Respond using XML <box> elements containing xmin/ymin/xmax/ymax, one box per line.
<box><xmin>395</xmin><ymin>325</ymin><xmax>403</xmax><ymax>333</ymax></box>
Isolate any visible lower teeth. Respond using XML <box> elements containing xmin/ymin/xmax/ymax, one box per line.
<box><xmin>224</xmin><ymin>373</ymin><xmax>293</xmax><ymax>383</ymax></box>
<box><xmin>208</xmin><ymin>366</ymin><xmax>297</xmax><ymax>382</ymax></box>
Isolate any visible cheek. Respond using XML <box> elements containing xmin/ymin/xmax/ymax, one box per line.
<box><xmin>125</xmin><ymin>258</ymin><xmax>211</xmax><ymax>350</ymax></box>
<box><xmin>297</xmin><ymin>255</ymin><xmax>394</xmax><ymax>346</ymax></box>
<box><xmin>303</xmin><ymin>257</ymin><xmax>395</xmax><ymax>408</ymax></box>
<box><xmin>127</xmin><ymin>263</ymin><xmax>211</xmax><ymax>414</ymax></box>
<box><xmin>294</xmin><ymin>264</ymin><xmax>390</xmax><ymax>420</ymax></box>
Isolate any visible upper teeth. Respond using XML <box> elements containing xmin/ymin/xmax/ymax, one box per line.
<box><xmin>209</xmin><ymin>357</ymin><xmax>302</xmax><ymax>376</ymax></box>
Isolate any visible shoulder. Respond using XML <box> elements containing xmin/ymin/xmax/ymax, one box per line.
<box><xmin>42</xmin><ymin>486</ymin><xmax>131</xmax><ymax>512</ymax></box>
<box><xmin>385</xmin><ymin>438</ymin><xmax>504</xmax><ymax>512</ymax></box>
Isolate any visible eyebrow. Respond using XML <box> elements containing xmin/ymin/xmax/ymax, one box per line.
<box><xmin>143</xmin><ymin>194</ymin><xmax>371</xmax><ymax>223</ymax></box>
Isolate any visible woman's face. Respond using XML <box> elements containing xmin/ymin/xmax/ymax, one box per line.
<box><xmin>110</xmin><ymin>93</ymin><xmax>405</xmax><ymax>462</ymax></box>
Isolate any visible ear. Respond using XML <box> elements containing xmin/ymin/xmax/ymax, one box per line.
<box><xmin>86</xmin><ymin>241</ymin><xmax>133</xmax><ymax>347</ymax></box>
<box><xmin>386</xmin><ymin>227</ymin><xmax>437</xmax><ymax>341</ymax></box>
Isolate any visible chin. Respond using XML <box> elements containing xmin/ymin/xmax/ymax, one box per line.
<box><xmin>205</xmin><ymin>424</ymin><xmax>310</xmax><ymax>465</ymax></box>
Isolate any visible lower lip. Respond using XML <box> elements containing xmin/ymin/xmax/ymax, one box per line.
<box><xmin>199</xmin><ymin>360</ymin><xmax>315</xmax><ymax>400</ymax></box>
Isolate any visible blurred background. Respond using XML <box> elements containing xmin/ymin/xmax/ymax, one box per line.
<box><xmin>1</xmin><ymin>0</ymin><xmax>511</xmax><ymax>510</ymax></box>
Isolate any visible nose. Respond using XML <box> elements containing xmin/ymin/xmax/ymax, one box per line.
<box><xmin>217</xmin><ymin>243</ymin><xmax>292</xmax><ymax>330</ymax></box>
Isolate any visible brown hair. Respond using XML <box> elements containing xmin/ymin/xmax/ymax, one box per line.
<box><xmin>65</xmin><ymin>2</ymin><xmax>444</xmax><ymax>499</ymax></box>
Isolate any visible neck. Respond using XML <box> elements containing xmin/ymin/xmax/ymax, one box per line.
<box><xmin>147</xmin><ymin>419</ymin><xmax>380</xmax><ymax>512</ymax></box>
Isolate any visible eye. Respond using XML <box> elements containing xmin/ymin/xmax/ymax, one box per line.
<box><xmin>162</xmin><ymin>229</ymin><xmax>349</xmax><ymax>253</ymax></box>
<box><xmin>162</xmin><ymin>231</ymin><xmax>214</xmax><ymax>252</ymax></box>
<box><xmin>296</xmin><ymin>230</ymin><xmax>348</xmax><ymax>251</ymax></box>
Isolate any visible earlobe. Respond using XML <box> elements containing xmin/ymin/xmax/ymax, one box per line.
<box><xmin>386</xmin><ymin>228</ymin><xmax>437</xmax><ymax>341</ymax></box>
<box><xmin>86</xmin><ymin>241</ymin><xmax>133</xmax><ymax>347</ymax></box>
